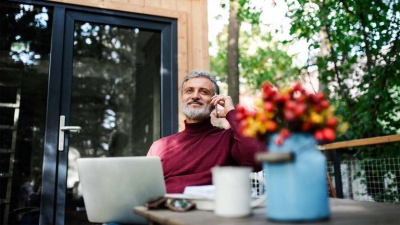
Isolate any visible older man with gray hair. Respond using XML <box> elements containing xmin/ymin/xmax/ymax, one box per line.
<box><xmin>147</xmin><ymin>69</ymin><xmax>263</xmax><ymax>193</ymax></box>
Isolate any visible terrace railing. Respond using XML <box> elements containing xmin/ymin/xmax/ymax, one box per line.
<box><xmin>318</xmin><ymin>134</ymin><xmax>400</xmax><ymax>202</ymax></box>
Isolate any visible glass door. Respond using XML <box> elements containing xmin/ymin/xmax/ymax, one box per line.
<box><xmin>1</xmin><ymin>1</ymin><xmax>177</xmax><ymax>224</ymax></box>
<box><xmin>61</xmin><ymin>11</ymin><xmax>172</xmax><ymax>224</ymax></box>
<box><xmin>57</xmin><ymin>9</ymin><xmax>178</xmax><ymax>225</ymax></box>
<box><xmin>55</xmin><ymin>9</ymin><xmax>177</xmax><ymax>225</ymax></box>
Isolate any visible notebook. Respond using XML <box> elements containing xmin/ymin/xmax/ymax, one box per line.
<box><xmin>76</xmin><ymin>156</ymin><xmax>166</xmax><ymax>224</ymax></box>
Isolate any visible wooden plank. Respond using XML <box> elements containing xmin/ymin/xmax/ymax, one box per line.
<box><xmin>134</xmin><ymin>199</ymin><xmax>400</xmax><ymax>225</ymax></box>
<box><xmin>190</xmin><ymin>0</ymin><xmax>209</xmax><ymax>70</ymax></box>
<box><xmin>318</xmin><ymin>134</ymin><xmax>400</xmax><ymax>150</ymax></box>
<box><xmin>145</xmin><ymin>0</ymin><xmax>161</xmax><ymax>8</ymax></box>
<box><xmin>327</xmin><ymin>173</ymin><xmax>337</xmax><ymax>198</ymax></box>
<box><xmin>176</xmin><ymin>0</ymin><xmax>191</xmax><ymax>11</ymax></box>
<box><xmin>200</xmin><ymin>0</ymin><xmax>210</xmax><ymax>71</ymax></box>
<box><xmin>45</xmin><ymin>0</ymin><xmax>177</xmax><ymax>18</ymax></box>
<box><xmin>161</xmin><ymin>0</ymin><xmax>177</xmax><ymax>10</ymax></box>
<box><xmin>186</xmin><ymin>2</ymin><xmax>194</xmax><ymax>71</ymax></box>
<box><xmin>177</xmin><ymin>11</ymin><xmax>189</xmax><ymax>132</ymax></box>
<box><xmin>109</xmin><ymin>0</ymin><xmax>129</xmax><ymax>3</ymax></box>
<box><xmin>129</xmin><ymin>0</ymin><xmax>145</xmax><ymax>6</ymax></box>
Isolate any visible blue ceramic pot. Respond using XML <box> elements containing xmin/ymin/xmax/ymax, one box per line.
<box><xmin>262</xmin><ymin>133</ymin><xmax>330</xmax><ymax>222</ymax></box>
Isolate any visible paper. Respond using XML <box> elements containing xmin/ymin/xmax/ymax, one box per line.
<box><xmin>183</xmin><ymin>185</ymin><xmax>215</xmax><ymax>199</ymax></box>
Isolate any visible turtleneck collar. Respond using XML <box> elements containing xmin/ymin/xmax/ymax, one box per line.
<box><xmin>183</xmin><ymin>117</ymin><xmax>214</xmax><ymax>133</ymax></box>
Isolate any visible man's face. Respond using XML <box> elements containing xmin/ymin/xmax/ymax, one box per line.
<box><xmin>181</xmin><ymin>77</ymin><xmax>215</xmax><ymax>120</ymax></box>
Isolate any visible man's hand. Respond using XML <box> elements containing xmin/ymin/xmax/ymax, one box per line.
<box><xmin>211</xmin><ymin>95</ymin><xmax>235</xmax><ymax>118</ymax></box>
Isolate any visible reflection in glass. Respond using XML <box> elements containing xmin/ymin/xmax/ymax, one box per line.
<box><xmin>66</xmin><ymin>19</ymin><xmax>161</xmax><ymax>225</ymax></box>
<box><xmin>70</xmin><ymin>22</ymin><xmax>161</xmax><ymax>159</ymax></box>
<box><xmin>0</xmin><ymin>2</ymin><xmax>51</xmax><ymax>224</ymax></box>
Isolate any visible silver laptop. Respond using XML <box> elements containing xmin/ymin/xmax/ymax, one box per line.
<box><xmin>77</xmin><ymin>156</ymin><xmax>166</xmax><ymax>224</ymax></box>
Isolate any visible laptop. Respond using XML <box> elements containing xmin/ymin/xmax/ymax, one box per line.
<box><xmin>76</xmin><ymin>156</ymin><xmax>166</xmax><ymax>224</ymax></box>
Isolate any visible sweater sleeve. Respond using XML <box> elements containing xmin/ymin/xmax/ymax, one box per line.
<box><xmin>226</xmin><ymin>109</ymin><xmax>264</xmax><ymax>172</ymax></box>
<box><xmin>147</xmin><ymin>142</ymin><xmax>157</xmax><ymax>156</ymax></box>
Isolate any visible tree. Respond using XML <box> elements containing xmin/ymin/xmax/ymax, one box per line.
<box><xmin>227</xmin><ymin>0</ymin><xmax>240</xmax><ymax>104</ymax></box>
<box><xmin>211</xmin><ymin>0</ymin><xmax>299</xmax><ymax>97</ymax></box>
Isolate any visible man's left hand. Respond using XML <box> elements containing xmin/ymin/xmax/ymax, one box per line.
<box><xmin>211</xmin><ymin>95</ymin><xmax>235</xmax><ymax>118</ymax></box>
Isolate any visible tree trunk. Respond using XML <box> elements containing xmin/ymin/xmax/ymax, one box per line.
<box><xmin>227</xmin><ymin>0</ymin><xmax>240</xmax><ymax>105</ymax></box>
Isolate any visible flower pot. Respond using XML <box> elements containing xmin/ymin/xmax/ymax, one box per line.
<box><xmin>260</xmin><ymin>133</ymin><xmax>330</xmax><ymax>222</ymax></box>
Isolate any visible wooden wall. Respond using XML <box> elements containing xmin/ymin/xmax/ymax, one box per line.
<box><xmin>46</xmin><ymin>0</ymin><xmax>210</xmax><ymax>130</ymax></box>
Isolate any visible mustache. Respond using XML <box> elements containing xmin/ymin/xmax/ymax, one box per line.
<box><xmin>186</xmin><ymin>99</ymin><xmax>204</xmax><ymax>105</ymax></box>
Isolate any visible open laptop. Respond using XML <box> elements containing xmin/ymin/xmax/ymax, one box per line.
<box><xmin>76</xmin><ymin>156</ymin><xmax>166</xmax><ymax>224</ymax></box>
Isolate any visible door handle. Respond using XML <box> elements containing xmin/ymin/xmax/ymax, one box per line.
<box><xmin>60</xmin><ymin>126</ymin><xmax>81</xmax><ymax>132</ymax></box>
<box><xmin>58</xmin><ymin>115</ymin><xmax>81</xmax><ymax>151</ymax></box>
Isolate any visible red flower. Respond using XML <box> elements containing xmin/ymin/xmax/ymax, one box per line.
<box><xmin>236</xmin><ymin>82</ymin><xmax>344</xmax><ymax>144</ymax></box>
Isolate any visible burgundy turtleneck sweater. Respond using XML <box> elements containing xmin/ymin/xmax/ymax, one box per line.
<box><xmin>147</xmin><ymin>109</ymin><xmax>264</xmax><ymax>193</ymax></box>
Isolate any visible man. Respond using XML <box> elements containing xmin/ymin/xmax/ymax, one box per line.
<box><xmin>147</xmin><ymin>70</ymin><xmax>263</xmax><ymax>193</ymax></box>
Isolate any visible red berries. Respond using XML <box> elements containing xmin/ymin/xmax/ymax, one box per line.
<box><xmin>326</xmin><ymin>117</ymin><xmax>338</xmax><ymax>127</ymax></box>
<box><xmin>314</xmin><ymin>130</ymin><xmax>324</xmax><ymax>141</ymax></box>
<box><xmin>314</xmin><ymin>128</ymin><xmax>336</xmax><ymax>142</ymax></box>
<box><xmin>322</xmin><ymin>128</ymin><xmax>336</xmax><ymax>142</ymax></box>
<box><xmin>237</xmin><ymin>82</ymin><xmax>340</xmax><ymax>144</ymax></box>
<box><xmin>264</xmin><ymin>101</ymin><xmax>274</xmax><ymax>111</ymax></box>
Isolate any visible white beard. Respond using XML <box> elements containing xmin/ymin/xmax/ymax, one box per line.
<box><xmin>182</xmin><ymin>99</ymin><xmax>213</xmax><ymax>120</ymax></box>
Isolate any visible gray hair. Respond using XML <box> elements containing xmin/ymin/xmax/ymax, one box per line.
<box><xmin>181</xmin><ymin>70</ymin><xmax>220</xmax><ymax>95</ymax></box>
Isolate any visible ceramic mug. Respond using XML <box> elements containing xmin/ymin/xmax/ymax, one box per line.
<box><xmin>212</xmin><ymin>166</ymin><xmax>252</xmax><ymax>217</ymax></box>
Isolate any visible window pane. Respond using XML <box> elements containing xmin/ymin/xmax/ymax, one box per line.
<box><xmin>70</xmin><ymin>22</ymin><xmax>161</xmax><ymax>159</ymax></box>
<box><xmin>0</xmin><ymin>2</ymin><xmax>51</xmax><ymax>224</ymax></box>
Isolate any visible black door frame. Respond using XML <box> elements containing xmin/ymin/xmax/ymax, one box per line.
<box><xmin>5</xmin><ymin>1</ymin><xmax>178</xmax><ymax>224</ymax></box>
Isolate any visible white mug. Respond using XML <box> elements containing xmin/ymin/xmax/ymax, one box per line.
<box><xmin>212</xmin><ymin>166</ymin><xmax>252</xmax><ymax>217</ymax></box>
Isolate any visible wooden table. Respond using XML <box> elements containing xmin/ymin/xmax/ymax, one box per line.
<box><xmin>134</xmin><ymin>198</ymin><xmax>400</xmax><ymax>225</ymax></box>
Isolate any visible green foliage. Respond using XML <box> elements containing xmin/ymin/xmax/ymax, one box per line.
<box><xmin>211</xmin><ymin>0</ymin><xmax>400</xmax><ymax>202</ymax></box>
<box><xmin>286</xmin><ymin>0</ymin><xmax>400</xmax><ymax>158</ymax></box>
<box><xmin>235</xmin><ymin>0</ymin><xmax>262</xmax><ymax>24</ymax></box>
<box><xmin>221</xmin><ymin>0</ymin><xmax>262</xmax><ymax>24</ymax></box>
<box><xmin>239</xmin><ymin>28</ymin><xmax>300</xmax><ymax>89</ymax></box>
<box><xmin>211</xmin><ymin>1</ymin><xmax>300</xmax><ymax>93</ymax></box>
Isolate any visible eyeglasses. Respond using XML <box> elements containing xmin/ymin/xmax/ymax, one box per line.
<box><xmin>145</xmin><ymin>196</ymin><xmax>196</xmax><ymax>212</ymax></box>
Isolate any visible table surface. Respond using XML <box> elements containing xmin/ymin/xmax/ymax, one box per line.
<box><xmin>134</xmin><ymin>198</ymin><xmax>400</xmax><ymax>225</ymax></box>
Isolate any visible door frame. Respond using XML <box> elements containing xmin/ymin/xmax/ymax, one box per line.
<box><xmin>5</xmin><ymin>1</ymin><xmax>178</xmax><ymax>224</ymax></box>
